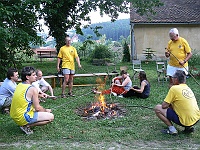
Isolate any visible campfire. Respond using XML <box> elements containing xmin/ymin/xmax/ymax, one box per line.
<box><xmin>76</xmin><ymin>77</ymin><xmax>126</xmax><ymax>120</ymax></box>
<box><xmin>76</xmin><ymin>93</ymin><xmax>126</xmax><ymax>120</ymax></box>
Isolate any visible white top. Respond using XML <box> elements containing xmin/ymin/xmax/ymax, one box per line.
<box><xmin>32</xmin><ymin>78</ymin><xmax>50</xmax><ymax>93</ymax></box>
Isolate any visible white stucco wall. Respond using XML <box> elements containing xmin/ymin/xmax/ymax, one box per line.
<box><xmin>132</xmin><ymin>24</ymin><xmax>200</xmax><ymax>61</ymax></box>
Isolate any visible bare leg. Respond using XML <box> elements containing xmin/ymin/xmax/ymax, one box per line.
<box><xmin>41</xmin><ymin>86</ymin><xmax>48</xmax><ymax>93</ymax></box>
<box><xmin>115</xmin><ymin>79</ymin><xmax>121</xmax><ymax>85</ymax></box>
<box><xmin>154</xmin><ymin>104</ymin><xmax>172</xmax><ymax>126</ymax></box>
<box><xmin>68</xmin><ymin>75</ymin><xmax>74</xmax><ymax>93</ymax></box>
<box><xmin>28</xmin><ymin>120</ymin><xmax>53</xmax><ymax>127</ymax></box>
<box><xmin>62</xmin><ymin>74</ymin><xmax>69</xmax><ymax>95</ymax></box>
<box><xmin>29</xmin><ymin>111</ymin><xmax>54</xmax><ymax>127</ymax></box>
<box><xmin>42</xmin><ymin>86</ymin><xmax>54</xmax><ymax>96</ymax></box>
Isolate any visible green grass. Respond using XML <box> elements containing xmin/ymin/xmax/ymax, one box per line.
<box><xmin>1</xmin><ymin>60</ymin><xmax>200</xmax><ymax>149</ymax></box>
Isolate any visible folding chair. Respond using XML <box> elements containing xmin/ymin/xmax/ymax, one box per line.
<box><xmin>106</xmin><ymin>62</ymin><xmax>117</xmax><ymax>74</ymax></box>
<box><xmin>120</xmin><ymin>66</ymin><xmax>128</xmax><ymax>72</ymax></box>
<box><xmin>106</xmin><ymin>62</ymin><xmax>119</xmax><ymax>82</ymax></box>
<box><xmin>156</xmin><ymin>61</ymin><xmax>167</xmax><ymax>83</ymax></box>
<box><xmin>132</xmin><ymin>60</ymin><xmax>144</xmax><ymax>80</ymax></box>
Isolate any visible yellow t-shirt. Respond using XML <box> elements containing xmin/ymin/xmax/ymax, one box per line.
<box><xmin>10</xmin><ymin>83</ymin><xmax>34</xmax><ymax>126</ymax></box>
<box><xmin>57</xmin><ymin>45</ymin><xmax>78</xmax><ymax>70</ymax></box>
<box><xmin>167</xmin><ymin>37</ymin><xmax>191</xmax><ymax>67</ymax></box>
<box><xmin>164</xmin><ymin>84</ymin><xmax>200</xmax><ymax>126</ymax></box>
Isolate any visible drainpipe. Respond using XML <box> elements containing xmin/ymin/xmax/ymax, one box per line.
<box><xmin>130</xmin><ymin>22</ymin><xmax>136</xmax><ymax>60</ymax></box>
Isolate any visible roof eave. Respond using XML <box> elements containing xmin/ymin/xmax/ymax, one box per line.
<box><xmin>130</xmin><ymin>21</ymin><xmax>200</xmax><ymax>25</ymax></box>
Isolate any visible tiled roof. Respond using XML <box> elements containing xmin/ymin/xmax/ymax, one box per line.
<box><xmin>130</xmin><ymin>0</ymin><xmax>200</xmax><ymax>24</ymax></box>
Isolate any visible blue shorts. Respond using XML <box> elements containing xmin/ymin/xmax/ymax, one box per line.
<box><xmin>28</xmin><ymin>112</ymin><xmax>38</xmax><ymax>124</ymax></box>
<box><xmin>166</xmin><ymin>108</ymin><xmax>183</xmax><ymax>126</ymax></box>
<box><xmin>62</xmin><ymin>68</ymin><xmax>75</xmax><ymax>75</ymax></box>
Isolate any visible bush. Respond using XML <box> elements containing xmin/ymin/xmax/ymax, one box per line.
<box><xmin>122</xmin><ymin>41</ymin><xmax>130</xmax><ymax>62</ymax></box>
<box><xmin>190</xmin><ymin>49</ymin><xmax>200</xmax><ymax>66</ymax></box>
<box><xmin>189</xmin><ymin>49</ymin><xmax>200</xmax><ymax>77</ymax></box>
<box><xmin>89</xmin><ymin>44</ymin><xmax>113</xmax><ymax>64</ymax></box>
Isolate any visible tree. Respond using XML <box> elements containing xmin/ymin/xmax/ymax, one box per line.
<box><xmin>40</xmin><ymin>0</ymin><xmax>163</xmax><ymax>52</ymax></box>
<box><xmin>0</xmin><ymin>1</ymin><xmax>42</xmax><ymax>80</ymax></box>
<box><xmin>0</xmin><ymin>0</ymin><xmax>163</xmax><ymax>80</ymax></box>
<box><xmin>122</xmin><ymin>41</ymin><xmax>131</xmax><ymax>62</ymax></box>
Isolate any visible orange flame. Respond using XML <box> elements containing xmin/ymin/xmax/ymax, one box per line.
<box><xmin>98</xmin><ymin>93</ymin><xmax>107</xmax><ymax>110</ymax></box>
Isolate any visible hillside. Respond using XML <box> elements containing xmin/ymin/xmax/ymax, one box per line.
<box><xmin>79</xmin><ymin>19</ymin><xmax>130</xmax><ymax>41</ymax></box>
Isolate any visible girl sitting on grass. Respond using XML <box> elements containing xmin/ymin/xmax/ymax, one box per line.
<box><xmin>93</xmin><ymin>70</ymin><xmax>132</xmax><ymax>96</ymax></box>
<box><xmin>123</xmin><ymin>71</ymin><xmax>150</xmax><ymax>99</ymax></box>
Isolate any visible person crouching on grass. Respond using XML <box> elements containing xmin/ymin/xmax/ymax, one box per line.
<box><xmin>10</xmin><ymin>66</ymin><xmax>54</xmax><ymax>135</ymax></box>
<box><xmin>154</xmin><ymin>70</ymin><xmax>200</xmax><ymax>135</ymax></box>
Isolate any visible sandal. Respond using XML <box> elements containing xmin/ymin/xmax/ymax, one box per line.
<box><xmin>61</xmin><ymin>94</ymin><xmax>67</xmax><ymax>98</ymax></box>
<box><xmin>48</xmin><ymin>96</ymin><xmax>57</xmax><ymax>100</ymax></box>
<box><xmin>68</xmin><ymin>92</ymin><xmax>75</xmax><ymax>97</ymax></box>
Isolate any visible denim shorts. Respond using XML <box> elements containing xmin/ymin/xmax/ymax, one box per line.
<box><xmin>166</xmin><ymin>108</ymin><xmax>182</xmax><ymax>126</ymax></box>
<box><xmin>28</xmin><ymin>112</ymin><xmax>38</xmax><ymax>124</ymax></box>
<box><xmin>62</xmin><ymin>68</ymin><xmax>75</xmax><ymax>75</ymax></box>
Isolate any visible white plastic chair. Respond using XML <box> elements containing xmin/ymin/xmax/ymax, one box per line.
<box><xmin>156</xmin><ymin>61</ymin><xmax>167</xmax><ymax>82</ymax></box>
<box><xmin>132</xmin><ymin>60</ymin><xmax>144</xmax><ymax>80</ymax></box>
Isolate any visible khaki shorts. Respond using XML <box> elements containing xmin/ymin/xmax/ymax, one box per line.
<box><xmin>62</xmin><ymin>68</ymin><xmax>75</xmax><ymax>75</ymax></box>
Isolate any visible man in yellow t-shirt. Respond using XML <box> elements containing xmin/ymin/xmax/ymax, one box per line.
<box><xmin>154</xmin><ymin>70</ymin><xmax>200</xmax><ymax>135</ymax></box>
<box><xmin>165</xmin><ymin>28</ymin><xmax>192</xmax><ymax>88</ymax></box>
<box><xmin>10</xmin><ymin>66</ymin><xmax>54</xmax><ymax>135</ymax></box>
<box><xmin>57</xmin><ymin>36</ymin><xmax>82</xmax><ymax>98</ymax></box>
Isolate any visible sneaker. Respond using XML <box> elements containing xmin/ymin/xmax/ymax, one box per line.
<box><xmin>118</xmin><ymin>95</ymin><xmax>124</xmax><ymax>98</ymax></box>
<box><xmin>92</xmin><ymin>87</ymin><xmax>98</xmax><ymax>91</ymax></box>
<box><xmin>182</xmin><ymin>126</ymin><xmax>194</xmax><ymax>134</ymax></box>
<box><xmin>2</xmin><ymin>108</ymin><xmax>10</xmax><ymax>114</ymax></box>
<box><xmin>20</xmin><ymin>126</ymin><xmax>33</xmax><ymax>135</ymax></box>
<box><xmin>161</xmin><ymin>129</ymin><xmax>178</xmax><ymax>136</ymax></box>
<box><xmin>68</xmin><ymin>92</ymin><xmax>75</xmax><ymax>97</ymax></box>
<box><xmin>112</xmin><ymin>92</ymin><xmax>117</xmax><ymax>96</ymax></box>
<box><xmin>92</xmin><ymin>87</ymin><xmax>99</xmax><ymax>94</ymax></box>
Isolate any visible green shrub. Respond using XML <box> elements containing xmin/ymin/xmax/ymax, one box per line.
<box><xmin>143</xmin><ymin>48</ymin><xmax>156</xmax><ymax>62</ymax></box>
<box><xmin>189</xmin><ymin>49</ymin><xmax>200</xmax><ymax>77</ymax></box>
<box><xmin>190</xmin><ymin>49</ymin><xmax>200</xmax><ymax>66</ymax></box>
<box><xmin>122</xmin><ymin>41</ymin><xmax>130</xmax><ymax>62</ymax></box>
<box><xmin>89</xmin><ymin>44</ymin><xmax>113</xmax><ymax>63</ymax></box>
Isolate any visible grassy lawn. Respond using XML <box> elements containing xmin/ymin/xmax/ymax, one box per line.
<box><xmin>0</xmin><ymin>60</ymin><xmax>200</xmax><ymax>149</ymax></box>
